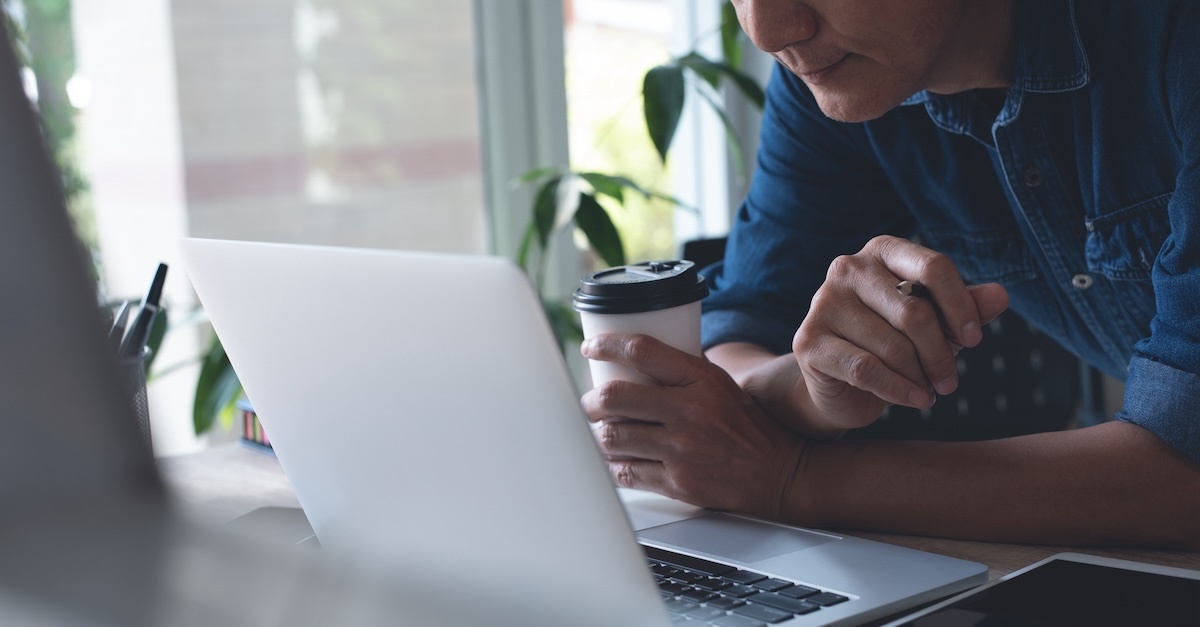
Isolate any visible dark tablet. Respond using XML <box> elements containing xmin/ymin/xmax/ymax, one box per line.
<box><xmin>886</xmin><ymin>552</ymin><xmax>1200</xmax><ymax>627</ymax></box>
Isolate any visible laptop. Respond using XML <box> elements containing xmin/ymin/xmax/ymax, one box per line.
<box><xmin>0</xmin><ymin>19</ymin><xmax>550</xmax><ymax>627</ymax></box>
<box><xmin>181</xmin><ymin>238</ymin><xmax>988</xmax><ymax>626</ymax></box>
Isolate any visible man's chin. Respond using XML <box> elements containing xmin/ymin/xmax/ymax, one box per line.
<box><xmin>812</xmin><ymin>91</ymin><xmax>906</xmax><ymax>123</ymax></box>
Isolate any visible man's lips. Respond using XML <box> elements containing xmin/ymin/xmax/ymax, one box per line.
<box><xmin>799</xmin><ymin>55</ymin><xmax>850</xmax><ymax>85</ymax></box>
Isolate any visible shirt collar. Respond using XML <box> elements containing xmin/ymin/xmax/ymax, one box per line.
<box><xmin>899</xmin><ymin>0</ymin><xmax>1090</xmax><ymax>111</ymax></box>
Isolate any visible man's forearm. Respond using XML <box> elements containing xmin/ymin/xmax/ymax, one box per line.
<box><xmin>781</xmin><ymin>420</ymin><xmax>1200</xmax><ymax>549</ymax></box>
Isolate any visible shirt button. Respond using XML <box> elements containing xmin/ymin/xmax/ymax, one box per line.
<box><xmin>1071</xmin><ymin>273</ymin><xmax>1094</xmax><ymax>290</ymax></box>
<box><xmin>1024</xmin><ymin>167</ymin><xmax>1043</xmax><ymax>187</ymax></box>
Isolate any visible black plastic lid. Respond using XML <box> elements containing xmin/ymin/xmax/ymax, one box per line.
<box><xmin>573</xmin><ymin>260</ymin><xmax>709</xmax><ymax>314</ymax></box>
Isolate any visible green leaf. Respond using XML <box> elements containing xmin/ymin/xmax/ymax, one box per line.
<box><xmin>192</xmin><ymin>334</ymin><xmax>242</xmax><ymax>435</ymax></box>
<box><xmin>678</xmin><ymin>52</ymin><xmax>722</xmax><ymax>90</ymax></box>
<box><xmin>574</xmin><ymin>192</ymin><xmax>625</xmax><ymax>268</ymax></box>
<box><xmin>696</xmin><ymin>88</ymin><xmax>750</xmax><ymax>183</ymax></box>
<box><xmin>577</xmin><ymin>172</ymin><xmax>627</xmax><ymax>205</ymax></box>
<box><xmin>516</xmin><ymin>221</ymin><xmax>538</xmax><ymax>272</ymax></box>
<box><xmin>514</xmin><ymin>166</ymin><xmax>561</xmax><ymax>186</ymax></box>
<box><xmin>720</xmin><ymin>2</ymin><xmax>743</xmax><ymax>69</ymax></box>
<box><xmin>643</xmin><ymin>64</ymin><xmax>686</xmax><ymax>163</ymax></box>
<box><xmin>680</xmin><ymin>53</ymin><xmax>765</xmax><ymax>111</ymax></box>
<box><xmin>543</xmin><ymin>300</ymin><xmax>584</xmax><ymax>355</ymax></box>
<box><xmin>713</xmin><ymin>61</ymin><xmax>766</xmax><ymax>110</ymax></box>
<box><xmin>144</xmin><ymin>308</ymin><xmax>169</xmax><ymax>372</ymax></box>
<box><xmin>532</xmin><ymin>176</ymin><xmax>563</xmax><ymax>251</ymax></box>
<box><xmin>580</xmin><ymin>174</ymin><xmax>694</xmax><ymax>211</ymax></box>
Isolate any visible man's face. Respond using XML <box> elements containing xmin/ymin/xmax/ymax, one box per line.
<box><xmin>732</xmin><ymin>0</ymin><xmax>969</xmax><ymax>122</ymax></box>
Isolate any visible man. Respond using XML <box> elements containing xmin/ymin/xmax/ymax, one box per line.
<box><xmin>580</xmin><ymin>0</ymin><xmax>1200</xmax><ymax>548</ymax></box>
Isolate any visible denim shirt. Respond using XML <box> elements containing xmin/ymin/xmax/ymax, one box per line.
<box><xmin>701</xmin><ymin>0</ymin><xmax>1200</xmax><ymax>463</ymax></box>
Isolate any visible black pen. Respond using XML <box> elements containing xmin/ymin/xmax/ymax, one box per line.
<box><xmin>108</xmin><ymin>300</ymin><xmax>131</xmax><ymax>353</ymax></box>
<box><xmin>895</xmin><ymin>280</ymin><xmax>931</xmax><ymax>299</ymax></box>
<box><xmin>119</xmin><ymin>263</ymin><xmax>169</xmax><ymax>360</ymax></box>
<box><xmin>143</xmin><ymin>263</ymin><xmax>169</xmax><ymax>309</ymax></box>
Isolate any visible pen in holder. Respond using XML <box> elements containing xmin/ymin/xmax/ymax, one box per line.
<box><xmin>121</xmin><ymin>346</ymin><xmax>153</xmax><ymax>451</ymax></box>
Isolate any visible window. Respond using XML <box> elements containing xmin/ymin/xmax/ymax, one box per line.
<box><xmin>12</xmin><ymin>0</ymin><xmax>757</xmax><ymax>455</ymax></box>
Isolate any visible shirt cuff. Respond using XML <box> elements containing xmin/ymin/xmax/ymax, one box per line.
<box><xmin>1116</xmin><ymin>355</ymin><xmax>1200</xmax><ymax>465</ymax></box>
<box><xmin>701</xmin><ymin>309</ymin><xmax>796</xmax><ymax>355</ymax></box>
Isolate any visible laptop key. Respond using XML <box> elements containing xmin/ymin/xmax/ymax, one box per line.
<box><xmin>706</xmin><ymin>596</ymin><xmax>747</xmax><ymax>611</ymax></box>
<box><xmin>712</xmin><ymin>615</ymin><xmax>767</xmax><ymax>627</ymax></box>
<box><xmin>722</xmin><ymin>570</ymin><xmax>767</xmax><ymax>585</ymax></box>
<box><xmin>659</xmin><ymin>581</ymin><xmax>690</xmax><ymax>595</ymax></box>
<box><xmin>732</xmin><ymin>603</ymin><xmax>793</xmax><ymax>624</ymax></box>
<box><xmin>685</xmin><ymin>606</ymin><xmax>728</xmax><ymax>622</ymax></box>
<box><xmin>751</xmin><ymin>578</ymin><xmax>794</xmax><ymax>592</ymax></box>
<box><xmin>652</xmin><ymin>563</ymin><xmax>682</xmax><ymax>578</ymax></box>
<box><xmin>664</xmin><ymin>599</ymin><xmax>699</xmax><ymax>614</ymax></box>
<box><xmin>778</xmin><ymin>584</ymin><xmax>820</xmax><ymax>599</ymax></box>
<box><xmin>679</xmin><ymin>588</ymin><xmax>718</xmax><ymax>603</ymax></box>
<box><xmin>746</xmin><ymin>592</ymin><xmax>820</xmax><ymax>615</ymax></box>
<box><xmin>694</xmin><ymin>577</ymin><xmax>734</xmax><ymax>592</ymax></box>
<box><xmin>721</xmin><ymin>584</ymin><xmax>759</xmax><ymax>598</ymax></box>
<box><xmin>643</xmin><ymin>545</ymin><xmax>736</xmax><ymax>576</ymax></box>
<box><xmin>807</xmin><ymin>592</ymin><xmax>850</xmax><ymax>607</ymax></box>
<box><xmin>671</xmin><ymin>570</ymin><xmax>709</xmax><ymax>585</ymax></box>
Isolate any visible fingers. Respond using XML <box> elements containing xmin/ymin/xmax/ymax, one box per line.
<box><xmin>868</xmin><ymin>236</ymin><xmax>984</xmax><ymax>348</ymax></box>
<box><xmin>581</xmin><ymin>379</ymin><xmax>681</xmax><ymax>424</ymax></box>
<box><xmin>834</xmin><ymin>258</ymin><xmax>960</xmax><ymax>395</ymax></box>
<box><xmin>580</xmin><ymin>334</ymin><xmax>706</xmax><ymax>387</ymax></box>
<box><xmin>607</xmin><ymin>459</ymin><xmax>668</xmax><ymax>491</ymax></box>
<box><xmin>967</xmin><ymin>283</ymin><xmax>1010</xmax><ymax>325</ymax></box>
<box><xmin>798</xmin><ymin>331</ymin><xmax>934</xmax><ymax>408</ymax></box>
<box><xmin>594</xmin><ymin>419</ymin><xmax>668</xmax><ymax>461</ymax></box>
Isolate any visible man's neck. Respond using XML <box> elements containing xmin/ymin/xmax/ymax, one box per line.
<box><xmin>925</xmin><ymin>0</ymin><xmax>1016</xmax><ymax>95</ymax></box>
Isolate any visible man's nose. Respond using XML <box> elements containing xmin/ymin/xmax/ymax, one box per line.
<box><xmin>736</xmin><ymin>0</ymin><xmax>817</xmax><ymax>53</ymax></box>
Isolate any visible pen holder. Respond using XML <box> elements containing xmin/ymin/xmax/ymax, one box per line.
<box><xmin>121</xmin><ymin>347</ymin><xmax>153</xmax><ymax>451</ymax></box>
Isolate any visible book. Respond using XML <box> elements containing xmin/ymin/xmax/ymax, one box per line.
<box><xmin>237</xmin><ymin>398</ymin><xmax>272</xmax><ymax>449</ymax></box>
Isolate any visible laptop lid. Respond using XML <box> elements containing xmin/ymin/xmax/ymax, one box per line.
<box><xmin>0</xmin><ymin>23</ymin><xmax>557</xmax><ymax>625</ymax></box>
<box><xmin>181</xmin><ymin>238</ymin><xmax>671</xmax><ymax>627</ymax></box>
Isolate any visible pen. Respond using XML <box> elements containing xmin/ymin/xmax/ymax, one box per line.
<box><xmin>895</xmin><ymin>280</ymin><xmax>931</xmax><ymax>299</ymax></box>
<box><xmin>119</xmin><ymin>303</ymin><xmax>159</xmax><ymax>360</ymax></box>
<box><xmin>108</xmin><ymin>300</ymin><xmax>131</xmax><ymax>353</ymax></box>
<box><xmin>118</xmin><ymin>263</ymin><xmax>169</xmax><ymax>360</ymax></box>
<box><xmin>143</xmin><ymin>263</ymin><xmax>169</xmax><ymax>309</ymax></box>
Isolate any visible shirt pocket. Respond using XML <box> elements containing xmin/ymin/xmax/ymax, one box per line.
<box><xmin>1084</xmin><ymin>193</ymin><xmax>1171</xmax><ymax>280</ymax></box>
<box><xmin>919</xmin><ymin>229</ymin><xmax>1039</xmax><ymax>286</ymax></box>
<box><xmin>1084</xmin><ymin>193</ymin><xmax>1171</xmax><ymax>324</ymax></box>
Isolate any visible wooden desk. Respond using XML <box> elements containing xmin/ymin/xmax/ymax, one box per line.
<box><xmin>159</xmin><ymin>442</ymin><xmax>1200</xmax><ymax>582</ymax></box>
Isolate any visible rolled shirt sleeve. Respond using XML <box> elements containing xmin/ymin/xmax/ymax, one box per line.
<box><xmin>1115</xmin><ymin>6</ymin><xmax>1200</xmax><ymax>464</ymax></box>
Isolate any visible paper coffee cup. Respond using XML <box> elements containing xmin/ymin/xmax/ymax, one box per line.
<box><xmin>573</xmin><ymin>260</ymin><xmax>709</xmax><ymax>388</ymax></box>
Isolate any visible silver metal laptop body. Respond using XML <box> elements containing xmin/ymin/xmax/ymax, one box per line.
<box><xmin>182</xmin><ymin>238</ymin><xmax>988</xmax><ymax>626</ymax></box>
<box><xmin>0</xmin><ymin>20</ymin><xmax>511</xmax><ymax>625</ymax></box>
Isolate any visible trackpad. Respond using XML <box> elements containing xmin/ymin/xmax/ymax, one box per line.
<box><xmin>638</xmin><ymin>513</ymin><xmax>838</xmax><ymax>564</ymax></box>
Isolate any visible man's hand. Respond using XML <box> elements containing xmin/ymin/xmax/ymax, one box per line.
<box><xmin>580</xmin><ymin>334</ymin><xmax>806</xmax><ymax>519</ymax></box>
<box><xmin>794</xmin><ymin>235</ymin><xmax>1009</xmax><ymax>430</ymax></box>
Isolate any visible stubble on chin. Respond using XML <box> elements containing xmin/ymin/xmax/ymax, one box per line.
<box><xmin>809</xmin><ymin>89</ymin><xmax>900</xmax><ymax>123</ymax></box>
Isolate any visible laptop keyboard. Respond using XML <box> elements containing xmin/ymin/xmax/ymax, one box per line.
<box><xmin>643</xmin><ymin>545</ymin><xmax>850</xmax><ymax>625</ymax></box>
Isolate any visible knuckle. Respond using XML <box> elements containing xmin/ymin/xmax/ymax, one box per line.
<box><xmin>613</xmin><ymin>462</ymin><xmax>636</xmax><ymax>488</ymax></box>
<box><xmin>865</xmin><ymin>234</ymin><xmax>902</xmax><ymax>255</ymax></box>
<box><xmin>599</xmin><ymin>422</ymin><xmax>619</xmax><ymax>451</ymax></box>
<box><xmin>896</xmin><ymin>297</ymin><xmax>937</xmax><ymax>329</ymax></box>
<box><xmin>916</xmin><ymin>251</ymin><xmax>955</xmax><ymax>279</ymax></box>
<box><xmin>825</xmin><ymin>254</ymin><xmax>857</xmax><ymax>280</ymax></box>
<box><xmin>845</xmin><ymin>352</ymin><xmax>881</xmax><ymax>387</ymax></box>
<box><xmin>622</xmin><ymin>334</ymin><xmax>659</xmax><ymax>363</ymax></box>
<box><xmin>596</xmin><ymin>380</ymin><xmax>629</xmax><ymax>407</ymax></box>
<box><xmin>878</xmin><ymin>333</ymin><xmax>913</xmax><ymax>365</ymax></box>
